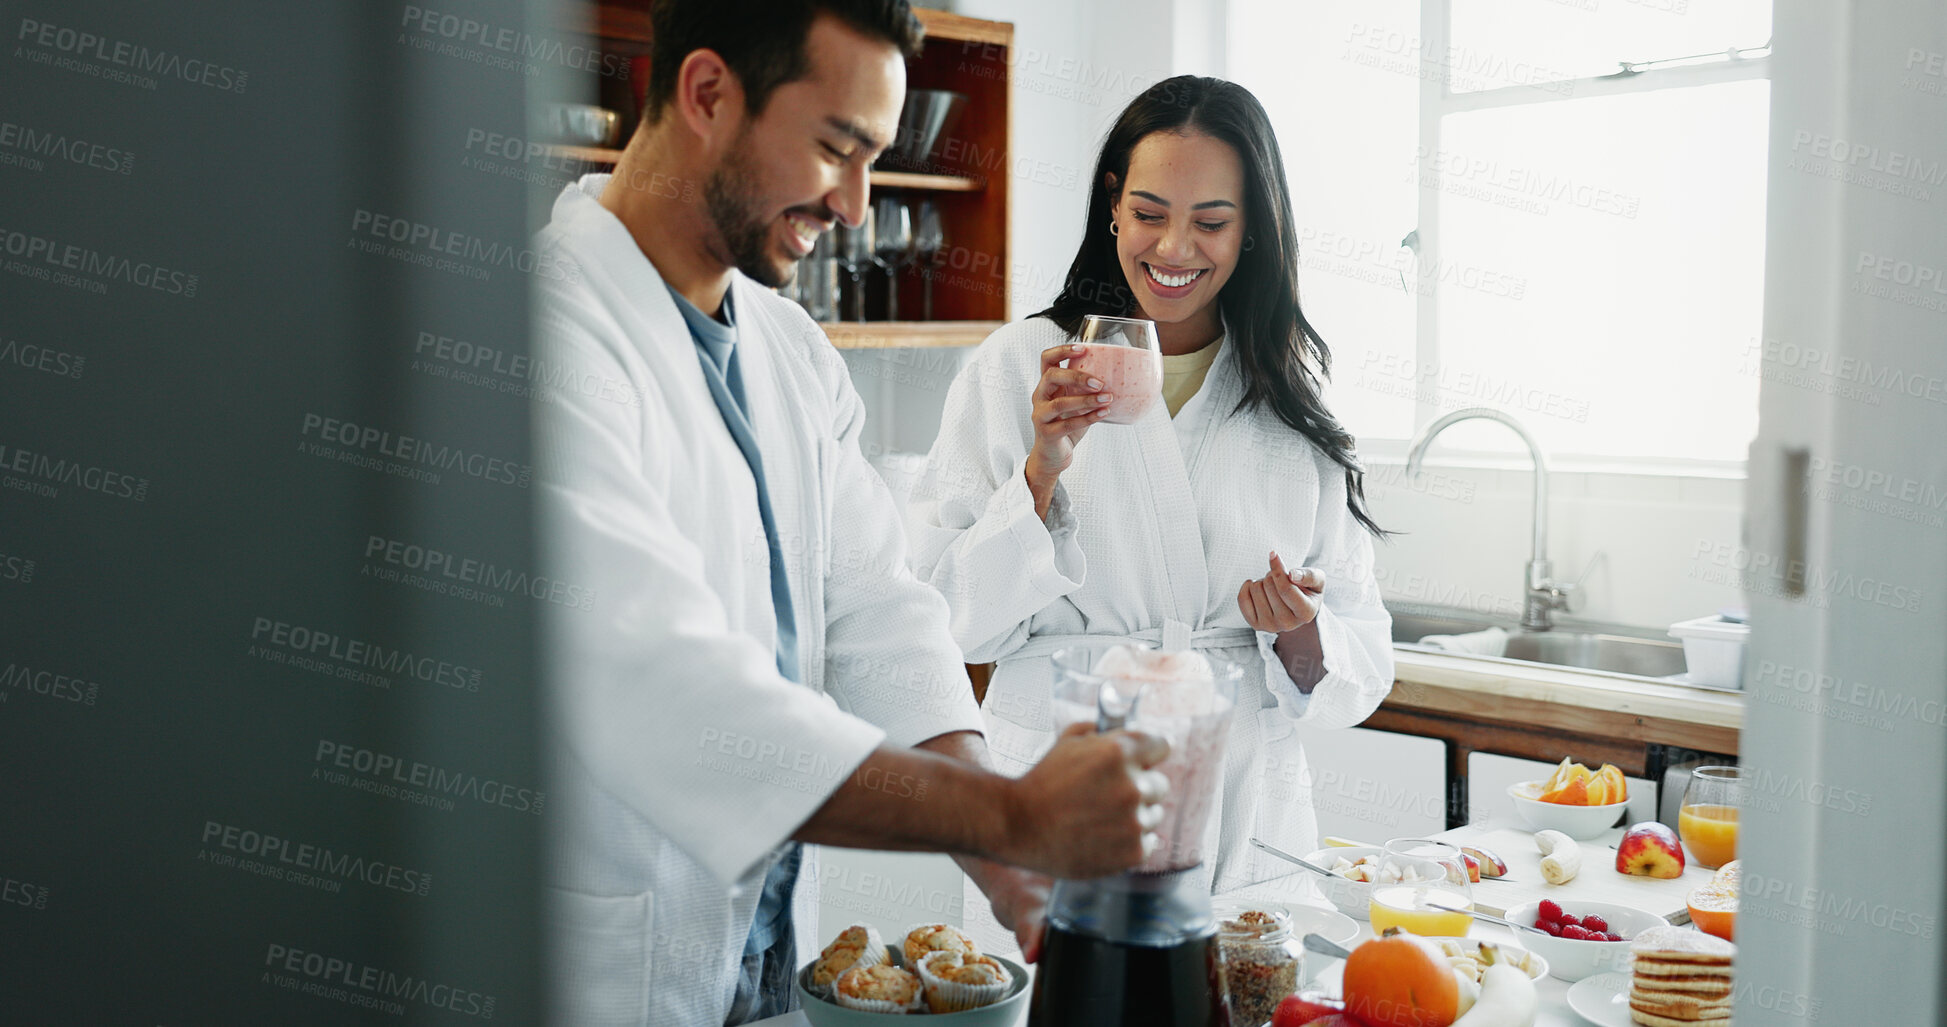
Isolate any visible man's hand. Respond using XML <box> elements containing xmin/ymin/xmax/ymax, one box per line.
<box><xmin>963</xmin><ymin>860</ymin><xmax>1053</xmax><ymax>962</ymax></box>
<box><xmin>1238</xmin><ymin>550</ymin><xmax>1324</xmax><ymax>633</ymax></box>
<box><xmin>999</xmin><ymin>723</ymin><xmax>1170</xmax><ymax>879</ymax></box>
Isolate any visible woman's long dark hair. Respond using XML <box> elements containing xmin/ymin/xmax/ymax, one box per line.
<box><xmin>1037</xmin><ymin>75</ymin><xmax>1389</xmax><ymax>538</ymax></box>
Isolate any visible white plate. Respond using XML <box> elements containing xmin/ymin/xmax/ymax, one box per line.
<box><xmin>1566</xmin><ymin>971</ymin><xmax>1635</xmax><ymax>1027</ymax></box>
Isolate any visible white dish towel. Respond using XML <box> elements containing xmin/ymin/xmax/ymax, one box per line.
<box><xmin>1414</xmin><ymin>626</ymin><xmax>1510</xmax><ymax>657</ymax></box>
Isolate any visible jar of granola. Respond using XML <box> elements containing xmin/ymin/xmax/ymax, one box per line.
<box><xmin>1213</xmin><ymin>902</ymin><xmax>1302</xmax><ymax>1026</ymax></box>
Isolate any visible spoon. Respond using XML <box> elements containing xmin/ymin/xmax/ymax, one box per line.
<box><xmin>1303</xmin><ymin>932</ymin><xmax>1353</xmax><ymax>961</ymax></box>
<box><xmin>1250</xmin><ymin>838</ymin><xmax>1340</xmax><ymax>880</ymax></box>
<box><xmin>1423</xmin><ymin>900</ymin><xmax>1551</xmax><ymax>936</ymax></box>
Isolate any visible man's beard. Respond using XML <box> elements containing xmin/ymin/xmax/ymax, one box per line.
<box><xmin>703</xmin><ymin>138</ymin><xmax>792</xmax><ymax>289</ymax></box>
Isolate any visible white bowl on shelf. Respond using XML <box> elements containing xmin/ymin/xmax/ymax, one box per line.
<box><xmin>1507</xmin><ymin>781</ymin><xmax>1630</xmax><ymax>840</ymax></box>
<box><xmin>1503</xmin><ymin>899</ymin><xmax>1667</xmax><ymax>982</ymax></box>
<box><xmin>1299</xmin><ymin>846</ymin><xmax>1384</xmax><ymax>920</ymax></box>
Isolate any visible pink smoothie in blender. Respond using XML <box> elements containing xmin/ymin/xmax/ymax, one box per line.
<box><xmin>1031</xmin><ymin>645</ymin><xmax>1242</xmax><ymax>1027</ymax></box>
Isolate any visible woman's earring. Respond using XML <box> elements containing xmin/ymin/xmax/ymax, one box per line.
<box><xmin>1243</xmin><ymin>235</ymin><xmax>1255</xmax><ymax>251</ymax></box>
<box><xmin>1109</xmin><ymin>220</ymin><xmax>1120</xmax><ymax>236</ymax></box>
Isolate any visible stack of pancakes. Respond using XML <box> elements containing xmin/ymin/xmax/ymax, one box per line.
<box><xmin>1628</xmin><ymin>925</ymin><xmax>1736</xmax><ymax>1027</ymax></box>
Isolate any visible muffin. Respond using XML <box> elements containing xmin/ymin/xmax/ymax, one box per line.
<box><xmin>902</xmin><ymin>923</ymin><xmax>978</xmax><ymax>967</ymax></box>
<box><xmin>832</xmin><ymin>963</ymin><xmax>924</xmax><ymax>1014</ymax></box>
<box><xmin>810</xmin><ymin>925</ymin><xmax>888</xmax><ymax>993</ymax></box>
<box><xmin>916</xmin><ymin>950</ymin><xmax>1013</xmax><ymax>1013</ymax></box>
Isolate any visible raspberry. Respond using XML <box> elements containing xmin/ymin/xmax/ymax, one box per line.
<box><xmin>1582</xmin><ymin>915</ymin><xmax>1609</xmax><ymax>933</ymax></box>
<box><xmin>1560</xmin><ymin>925</ymin><xmax>1594</xmax><ymax>941</ymax></box>
<box><xmin>1604</xmin><ymin>932</ymin><xmax>1623</xmax><ymax>942</ymax></box>
<box><xmin>1539</xmin><ymin>921</ymin><xmax>1563</xmax><ymax>937</ymax></box>
<box><xmin>1537</xmin><ymin>900</ymin><xmax>1564</xmax><ymax>923</ymax></box>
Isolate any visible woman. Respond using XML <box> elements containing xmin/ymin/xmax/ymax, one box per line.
<box><xmin>907</xmin><ymin>75</ymin><xmax>1395</xmax><ymax>903</ymax></box>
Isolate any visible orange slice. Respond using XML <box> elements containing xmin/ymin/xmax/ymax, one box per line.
<box><xmin>1540</xmin><ymin>778</ymin><xmax>1590</xmax><ymax>805</ymax></box>
<box><xmin>1596</xmin><ymin>765</ymin><xmax>1628</xmax><ymax>803</ymax></box>
<box><xmin>1687</xmin><ymin>880</ymin><xmax>1737</xmax><ymax>941</ymax></box>
<box><xmin>1541</xmin><ymin>757</ymin><xmax>1575</xmax><ymax>793</ymax></box>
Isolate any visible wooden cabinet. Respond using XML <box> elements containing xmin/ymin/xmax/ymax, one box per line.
<box><xmin>558</xmin><ymin>4</ymin><xmax>1013</xmax><ymax>350</ymax></box>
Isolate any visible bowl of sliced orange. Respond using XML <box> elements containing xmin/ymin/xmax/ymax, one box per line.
<box><xmin>1509</xmin><ymin>759</ymin><xmax>1631</xmax><ymax>839</ymax></box>
<box><xmin>1686</xmin><ymin>860</ymin><xmax>1739</xmax><ymax>941</ymax></box>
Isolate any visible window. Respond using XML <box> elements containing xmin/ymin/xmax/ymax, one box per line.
<box><xmin>1230</xmin><ymin>0</ymin><xmax>1770</xmax><ymax>469</ymax></box>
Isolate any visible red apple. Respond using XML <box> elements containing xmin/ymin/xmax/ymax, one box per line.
<box><xmin>1272</xmin><ymin>992</ymin><xmax>1347</xmax><ymax>1027</ymax></box>
<box><xmin>1459</xmin><ymin>852</ymin><xmax>1481</xmax><ymax>883</ymax></box>
<box><xmin>1616</xmin><ymin>821</ymin><xmax>1686</xmax><ymax>879</ymax></box>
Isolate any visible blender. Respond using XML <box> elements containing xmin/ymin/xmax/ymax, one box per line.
<box><xmin>1028</xmin><ymin>645</ymin><xmax>1242</xmax><ymax>1027</ymax></box>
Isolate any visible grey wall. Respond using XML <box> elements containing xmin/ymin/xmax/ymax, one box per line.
<box><xmin>1</xmin><ymin>2</ymin><xmax>552</xmax><ymax>1019</ymax></box>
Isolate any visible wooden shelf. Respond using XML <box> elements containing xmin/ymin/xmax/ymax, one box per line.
<box><xmin>558</xmin><ymin>2</ymin><xmax>653</xmax><ymax>51</ymax></box>
<box><xmin>867</xmin><ymin>171</ymin><xmax>982</xmax><ymax>192</ymax></box>
<box><xmin>550</xmin><ymin>7</ymin><xmax>1014</xmax><ymax>324</ymax></box>
<box><xmin>820</xmin><ymin>322</ymin><xmax>999</xmax><ymax>349</ymax></box>
<box><xmin>536</xmin><ymin>147</ymin><xmax>983</xmax><ymax>194</ymax></box>
<box><xmin>546</xmin><ymin>144</ymin><xmax>625</xmax><ymax>164</ymax></box>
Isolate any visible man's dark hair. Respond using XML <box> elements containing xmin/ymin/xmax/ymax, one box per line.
<box><xmin>645</xmin><ymin>0</ymin><xmax>923</xmax><ymax>124</ymax></box>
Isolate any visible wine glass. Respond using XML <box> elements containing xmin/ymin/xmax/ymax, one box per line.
<box><xmin>1366</xmin><ymin>838</ymin><xmax>1474</xmax><ymax>937</ymax></box>
<box><xmin>834</xmin><ymin>206</ymin><xmax>874</xmax><ymax>323</ymax></box>
<box><xmin>1678</xmin><ymin>766</ymin><xmax>1744</xmax><ymax>869</ymax></box>
<box><xmin>871</xmin><ymin>197</ymin><xmax>913</xmax><ymax>321</ymax></box>
<box><xmin>913</xmin><ymin>200</ymin><xmax>945</xmax><ymax>321</ymax></box>
<box><xmin>1068</xmin><ymin>314</ymin><xmax>1163</xmax><ymax>425</ymax></box>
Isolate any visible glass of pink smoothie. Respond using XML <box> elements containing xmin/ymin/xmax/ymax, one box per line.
<box><xmin>1068</xmin><ymin>314</ymin><xmax>1163</xmax><ymax>425</ymax></box>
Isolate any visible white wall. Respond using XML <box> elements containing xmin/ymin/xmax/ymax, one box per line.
<box><xmin>1365</xmin><ymin>459</ymin><xmax>1746</xmax><ymax>631</ymax></box>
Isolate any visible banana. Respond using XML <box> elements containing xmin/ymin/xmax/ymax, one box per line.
<box><xmin>1450</xmin><ymin>960</ymin><xmax>1537</xmax><ymax>1027</ymax></box>
<box><xmin>1535</xmin><ymin>830</ymin><xmax>1581</xmax><ymax>884</ymax></box>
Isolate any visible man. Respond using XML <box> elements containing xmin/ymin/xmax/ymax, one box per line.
<box><xmin>530</xmin><ymin>1</ymin><xmax>1170</xmax><ymax>1023</ymax></box>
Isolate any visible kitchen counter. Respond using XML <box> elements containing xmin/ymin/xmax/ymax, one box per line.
<box><xmin>1368</xmin><ymin>650</ymin><xmax>1744</xmax><ymax>786</ymax></box>
<box><xmin>1390</xmin><ymin>649</ymin><xmax>1745</xmax><ymax>734</ymax></box>
<box><xmin>757</xmin><ymin>822</ymin><xmax>1701</xmax><ymax>1027</ymax></box>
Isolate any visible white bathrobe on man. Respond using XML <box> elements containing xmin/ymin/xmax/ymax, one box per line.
<box><xmin>532</xmin><ymin>174</ymin><xmax>984</xmax><ymax>1025</ymax></box>
<box><xmin>908</xmin><ymin>317</ymin><xmax>1396</xmax><ymax>916</ymax></box>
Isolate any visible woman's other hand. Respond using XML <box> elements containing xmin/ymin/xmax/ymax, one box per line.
<box><xmin>1238</xmin><ymin>550</ymin><xmax>1323</xmax><ymax>633</ymax></box>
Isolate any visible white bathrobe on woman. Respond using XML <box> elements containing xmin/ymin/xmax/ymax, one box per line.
<box><xmin>908</xmin><ymin>316</ymin><xmax>1395</xmax><ymax>906</ymax></box>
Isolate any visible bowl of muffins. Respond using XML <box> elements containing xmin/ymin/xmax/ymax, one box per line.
<box><xmin>795</xmin><ymin>923</ymin><xmax>1030</xmax><ymax>1024</ymax></box>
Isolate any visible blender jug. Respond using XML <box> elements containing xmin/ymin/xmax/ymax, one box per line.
<box><xmin>1028</xmin><ymin>645</ymin><xmax>1242</xmax><ymax>1027</ymax></box>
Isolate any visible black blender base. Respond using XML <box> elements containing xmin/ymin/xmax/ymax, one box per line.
<box><xmin>1027</xmin><ymin>923</ymin><xmax>1228</xmax><ymax>1026</ymax></box>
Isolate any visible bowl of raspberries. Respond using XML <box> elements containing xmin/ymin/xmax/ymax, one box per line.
<box><xmin>1505</xmin><ymin>898</ymin><xmax>1667</xmax><ymax>981</ymax></box>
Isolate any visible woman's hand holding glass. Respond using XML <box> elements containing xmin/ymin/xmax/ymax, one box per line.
<box><xmin>1024</xmin><ymin>343</ymin><xmax>1113</xmax><ymax>519</ymax></box>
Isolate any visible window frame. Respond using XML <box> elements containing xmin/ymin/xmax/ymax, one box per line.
<box><xmin>1396</xmin><ymin>0</ymin><xmax>1772</xmax><ymax>477</ymax></box>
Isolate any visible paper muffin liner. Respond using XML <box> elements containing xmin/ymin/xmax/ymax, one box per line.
<box><xmin>831</xmin><ymin>966</ymin><xmax>925</xmax><ymax>1014</ymax></box>
<box><xmin>808</xmin><ymin>925</ymin><xmax>888</xmax><ymax>995</ymax></box>
<box><xmin>916</xmin><ymin>950</ymin><xmax>1013</xmax><ymax>1013</ymax></box>
<box><xmin>901</xmin><ymin>922</ymin><xmax>978</xmax><ymax>968</ymax></box>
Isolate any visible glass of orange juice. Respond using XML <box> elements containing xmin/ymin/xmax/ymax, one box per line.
<box><xmin>1678</xmin><ymin>765</ymin><xmax>1743</xmax><ymax>869</ymax></box>
<box><xmin>1367</xmin><ymin>839</ymin><xmax>1474</xmax><ymax>937</ymax></box>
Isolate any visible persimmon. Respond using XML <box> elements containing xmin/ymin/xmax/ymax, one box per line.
<box><xmin>1342</xmin><ymin>933</ymin><xmax>1459</xmax><ymax>1027</ymax></box>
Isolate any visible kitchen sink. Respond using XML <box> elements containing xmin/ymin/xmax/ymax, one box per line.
<box><xmin>1389</xmin><ymin>607</ymin><xmax>1690</xmax><ymax>682</ymax></box>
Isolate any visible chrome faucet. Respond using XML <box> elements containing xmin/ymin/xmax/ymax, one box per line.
<box><xmin>1405</xmin><ymin>407</ymin><xmax>1578</xmax><ymax>631</ymax></box>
